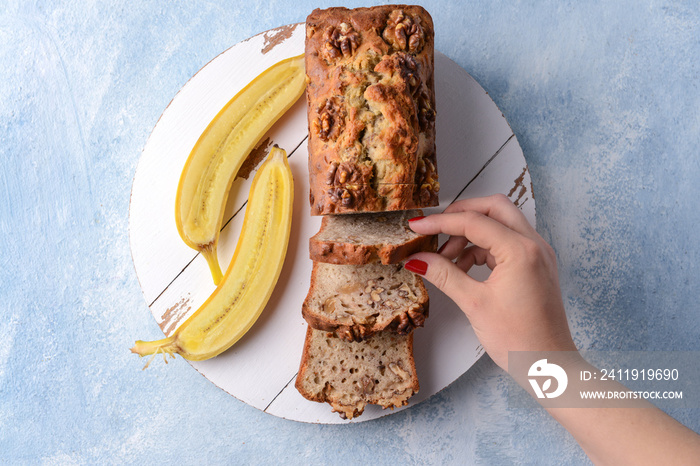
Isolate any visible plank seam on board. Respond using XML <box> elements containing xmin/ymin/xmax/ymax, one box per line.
<box><xmin>264</xmin><ymin>371</ymin><xmax>299</xmax><ymax>413</ymax></box>
<box><xmin>449</xmin><ymin>133</ymin><xmax>515</xmax><ymax>206</ymax></box>
<box><xmin>148</xmin><ymin>253</ymin><xmax>199</xmax><ymax>308</ymax></box>
<box><xmin>149</xmin><ymin>135</ymin><xmax>308</xmax><ymax>308</ymax></box>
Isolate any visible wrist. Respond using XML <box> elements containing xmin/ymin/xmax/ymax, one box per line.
<box><xmin>507</xmin><ymin>349</ymin><xmax>584</xmax><ymax>394</ymax></box>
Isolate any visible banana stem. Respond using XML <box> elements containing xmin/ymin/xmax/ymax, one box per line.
<box><xmin>131</xmin><ymin>337</ymin><xmax>180</xmax><ymax>370</ymax></box>
<box><xmin>201</xmin><ymin>246</ymin><xmax>223</xmax><ymax>285</ymax></box>
<box><xmin>130</xmin><ymin>337</ymin><xmax>175</xmax><ymax>355</ymax></box>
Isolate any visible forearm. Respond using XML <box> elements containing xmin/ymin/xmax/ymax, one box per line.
<box><xmin>548</xmin><ymin>404</ymin><xmax>700</xmax><ymax>465</ymax></box>
<box><xmin>525</xmin><ymin>357</ymin><xmax>700</xmax><ymax>465</ymax></box>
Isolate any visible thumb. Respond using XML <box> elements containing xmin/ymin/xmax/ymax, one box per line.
<box><xmin>404</xmin><ymin>252</ymin><xmax>481</xmax><ymax>311</ymax></box>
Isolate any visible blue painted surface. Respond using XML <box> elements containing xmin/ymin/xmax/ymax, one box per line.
<box><xmin>1</xmin><ymin>0</ymin><xmax>698</xmax><ymax>463</ymax></box>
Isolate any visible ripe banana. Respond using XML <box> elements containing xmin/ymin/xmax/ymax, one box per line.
<box><xmin>133</xmin><ymin>146</ymin><xmax>294</xmax><ymax>363</ymax></box>
<box><xmin>175</xmin><ymin>54</ymin><xmax>305</xmax><ymax>285</ymax></box>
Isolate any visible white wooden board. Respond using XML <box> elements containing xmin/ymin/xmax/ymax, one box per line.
<box><xmin>129</xmin><ymin>23</ymin><xmax>535</xmax><ymax>424</ymax></box>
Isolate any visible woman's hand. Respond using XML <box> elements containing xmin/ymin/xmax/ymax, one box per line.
<box><xmin>405</xmin><ymin>194</ymin><xmax>576</xmax><ymax>371</ymax></box>
<box><xmin>406</xmin><ymin>194</ymin><xmax>700</xmax><ymax>464</ymax></box>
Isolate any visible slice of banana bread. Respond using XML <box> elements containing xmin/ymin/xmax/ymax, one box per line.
<box><xmin>295</xmin><ymin>326</ymin><xmax>419</xmax><ymax>419</ymax></box>
<box><xmin>302</xmin><ymin>262</ymin><xmax>428</xmax><ymax>341</ymax></box>
<box><xmin>309</xmin><ymin>209</ymin><xmax>437</xmax><ymax>265</ymax></box>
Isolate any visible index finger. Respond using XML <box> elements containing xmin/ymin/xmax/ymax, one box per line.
<box><xmin>409</xmin><ymin>209</ymin><xmax>522</xmax><ymax>261</ymax></box>
<box><xmin>444</xmin><ymin>194</ymin><xmax>537</xmax><ymax>239</ymax></box>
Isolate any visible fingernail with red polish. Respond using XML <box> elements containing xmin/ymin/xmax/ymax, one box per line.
<box><xmin>404</xmin><ymin>259</ymin><xmax>428</xmax><ymax>275</ymax></box>
<box><xmin>408</xmin><ymin>216</ymin><xmax>425</xmax><ymax>222</ymax></box>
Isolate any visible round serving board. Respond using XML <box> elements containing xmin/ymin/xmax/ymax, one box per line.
<box><xmin>129</xmin><ymin>23</ymin><xmax>535</xmax><ymax>423</ymax></box>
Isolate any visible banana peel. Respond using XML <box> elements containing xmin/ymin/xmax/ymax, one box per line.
<box><xmin>175</xmin><ymin>54</ymin><xmax>305</xmax><ymax>285</ymax></box>
<box><xmin>132</xmin><ymin>146</ymin><xmax>294</xmax><ymax>363</ymax></box>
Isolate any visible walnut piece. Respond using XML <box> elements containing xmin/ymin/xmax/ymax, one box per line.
<box><xmin>416</xmin><ymin>155</ymin><xmax>439</xmax><ymax>204</ymax></box>
<box><xmin>394</xmin><ymin>53</ymin><xmax>422</xmax><ymax>97</ymax></box>
<box><xmin>417</xmin><ymin>90</ymin><xmax>436</xmax><ymax>130</ymax></box>
<box><xmin>389</xmin><ymin>362</ymin><xmax>409</xmax><ymax>380</ymax></box>
<box><xmin>325</xmin><ymin>161</ymin><xmax>339</xmax><ymax>185</ymax></box>
<box><xmin>397</xmin><ymin>283</ymin><xmax>416</xmax><ymax>300</ymax></box>
<box><xmin>370</xmin><ymin>288</ymin><xmax>384</xmax><ymax>302</ymax></box>
<box><xmin>382</xmin><ymin>10</ymin><xmax>425</xmax><ymax>53</ymax></box>
<box><xmin>313</xmin><ymin>98</ymin><xmax>345</xmax><ymax>141</ymax></box>
<box><xmin>395</xmin><ymin>312</ymin><xmax>411</xmax><ymax>334</ymax></box>
<box><xmin>323</xmin><ymin>22</ymin><xmax>360</xmax><ymax>60</ymax></box>
<box><xmin>327</xmin><ymin>186</ymin><xmax>354</xmax><ymax>207</ymax></box>
<box><xmin>361</xmin><ymin>376</ymin><xmax>375</xmax><ymax>395</ymax></box>
<box><xmin>333</xmin><ymin>162</ymin><xmax>355</xmax><ymax>185</ymax></box>
<box><xmin>323</xmin><ymin>297</ymin><xmax>337</xmax><ymax>315</ymax></box>
<box><xmin>416</xmin><ymin>157</ymin><xmax>437</xmax><ymax>188</ymax></box>
<box><xmin>407</xmin><ymin>308</ymin><xmax>427</xmax><ymax>328</ymax></box>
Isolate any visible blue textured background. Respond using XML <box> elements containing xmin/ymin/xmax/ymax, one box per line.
<box><xmin>1</xmin><ymin>0</ymin><xmax>699</xmax><ymax>463</ymax></box>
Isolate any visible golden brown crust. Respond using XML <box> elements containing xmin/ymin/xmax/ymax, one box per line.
<box><xmin>295</xmin><ymin>326</ymin><xmax>319</xmax><ymax>399</ymax></box>
<box><xmin>306</xmin><ymin>6</ymin><xmax>438</xmax><ymax>215</ymax></box>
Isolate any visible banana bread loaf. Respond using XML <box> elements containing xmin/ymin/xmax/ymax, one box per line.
<box><xmin>302</xmin><ymin>262</ymin><xmax>429</xmax><ymax>341</ymax></box>
<box><xmin>305</xmin><ymin>5</ymin><xmax>439</xmax><ymax>215</ymax></box>
<box><xmin>295</xmin><ymin>326</ymin><xmax>419</xmax><ymax>419</ymax></box>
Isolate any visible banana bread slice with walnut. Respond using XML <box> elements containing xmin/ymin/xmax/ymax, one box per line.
<box><xmin>302</xmin><ymin>262</ymin><xmax>429</xmax><ymax>341</ymax></box>
<box><xmin>309</xmin><ymin>209</ymin><xmax>437</xmax><ymax>265</ymax></box>
<box><xmin>295</xmin><ymin>326</ymin><xmax>419</xmax><ymax>419</ymax></box>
